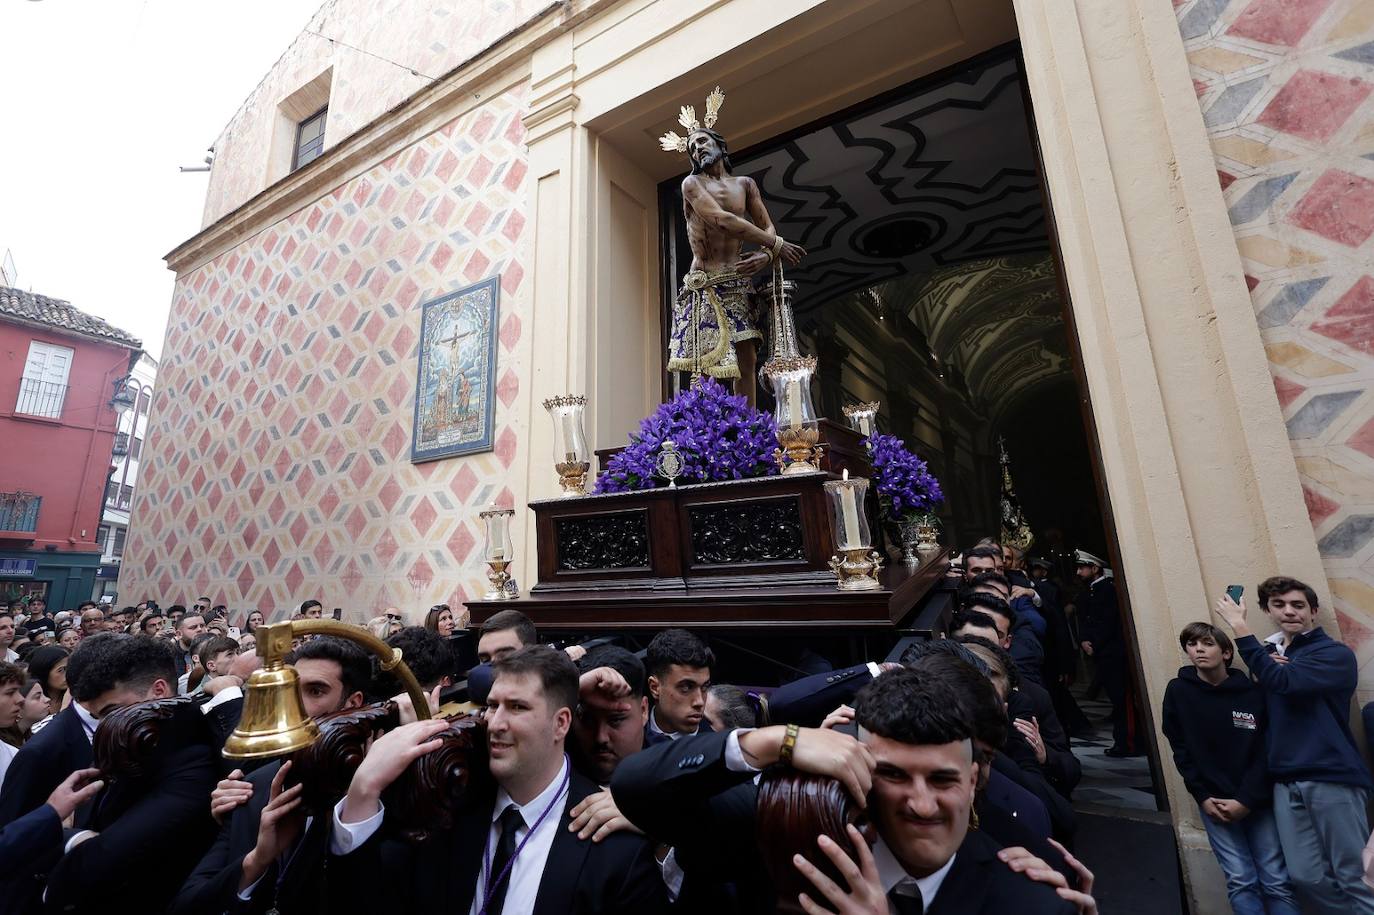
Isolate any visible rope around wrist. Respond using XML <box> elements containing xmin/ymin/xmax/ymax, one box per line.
<box><xmin>770</xmin><ymin>235</ymin><xmax>786</xmax><ymax>262</ymax></box>
<box><xmin>779</xmin><ymin>723</ymin><xmax>800</xmax><ymax>765</ymax></box>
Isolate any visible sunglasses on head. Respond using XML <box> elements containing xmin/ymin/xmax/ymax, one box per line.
<box><xmin>386</xmin><ymin>613</ymin><xmax>401</xmax><ymax>621</ymax></box>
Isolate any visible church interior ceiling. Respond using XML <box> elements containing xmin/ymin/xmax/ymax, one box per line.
<box><xmin>736</xmin><ymin>51</ymin><xmax>1071</xmax><ymax>420</ymax></box>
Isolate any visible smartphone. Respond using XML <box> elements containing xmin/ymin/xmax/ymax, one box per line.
<box><xmin>227</xmin><ymin>626</ymin><xmax>241</xmax><ymax>640</ymax></box>
<box><xmin>1226</xmin><ymin>584</ymin><xmax>1244</xmax><ymax>604</ymax></box>
<box><xmin>332</xmin><ymin>607</ymin><xmax>343</xmax><ymax>620</ymax></box>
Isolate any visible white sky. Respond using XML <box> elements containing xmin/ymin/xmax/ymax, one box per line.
<box><xmin>0</xmin><ymin>0</ymin><xmax>326</xmax><ymax>359</ymax></box>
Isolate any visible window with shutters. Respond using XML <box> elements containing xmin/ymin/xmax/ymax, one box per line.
<box><xmin>16</xmin><ymin>340</ymin><xmax>73</xmax><ymax>418</ymax></box>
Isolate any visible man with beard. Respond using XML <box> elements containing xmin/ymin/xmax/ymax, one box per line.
<box><xmin>571</xmin><ymin>645</ymin><xmax>649</xmax><ymax>785</ymax></box>
<box><xmin>659</xmin><ymin>87</ymin><xmax>804</xmax><ymax>405</ymax></box>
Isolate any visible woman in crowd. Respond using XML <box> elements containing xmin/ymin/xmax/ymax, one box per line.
<box><xmin>26</xmin><ymin>645</ymin><xmax>69</xmax><ymax>735</ymax></box>
<box><xmin>0</xmin><ymin>678</ymin><xmax>49</xmax><ymax>748</ymax></box>
<box><xmin>424</xmin><ymin>604</ymin><xmax>456</xmax><ymax>637</ymax></box>
<box><xmin>56</xmin><ymin>624</ymin><xmax>79</xmax><ymax>651</ymax></box>
<box><xmin>17</xmin><ymin>679</ymin><xmax>49</xmax><ymax>740</ymax></box>
<box><xmin>243</xmin><ymin>609</ymin><xmax>264</xmax><ymax>635</ymax></box>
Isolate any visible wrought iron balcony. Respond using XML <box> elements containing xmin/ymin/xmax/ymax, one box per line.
<box><xmin>112</xmin><ymin>431</ymin><xmax>130</xmax><ymax>458</ymax></box>
<box><xmin>0</xmin><ymin>492</ymin><xmax>40</xmax><ymax>534</ymax></box>
<box><xmin>15</xmin><ymin>378</ymin><xmax>67</xmax><ymax>419</ymax></box>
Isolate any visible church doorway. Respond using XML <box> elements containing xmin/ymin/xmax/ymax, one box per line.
<box><xmin>657</xmin><ymin>44</ymin><xmax>1182</xmax><ymax>901</ymax></box>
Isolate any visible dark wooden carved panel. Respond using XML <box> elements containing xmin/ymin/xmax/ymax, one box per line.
<box><xmin>386</xmin><ymin>714</ymin><xmax>489</xmax><ymax>842</ymax></box>
<box><xmin>688</xmin><ymin>498</ymin><xmax>805</xmax><ymax>566</ymax></box>
<box><xmin>555</xmin><ymin>510</ymin><xmax>651</xmax><ymax>571</ymax></box>
<box><xmin>94</xmin><ymin>696</ymin><xmax>197</xmax><ymax>780</ymax></box>
<box><xmin>288</xmin><ymin>702</ymin><xmax>399</xmax><ymax>813</ymax></box>
<box><xmin>756</xmin><ymin>769</ymin><xmax>862</xmax><ymax>915</ymax></box>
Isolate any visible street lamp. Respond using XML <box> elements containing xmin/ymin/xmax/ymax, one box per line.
<box><xmin>110</xmin><ymin>377</ymin><xmax>136</xmax><ymax>416</ymax></box>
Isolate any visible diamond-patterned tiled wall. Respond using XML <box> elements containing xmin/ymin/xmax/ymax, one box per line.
<box><xmin>1177</xmin><ymin>0</ymin><xmax>1374</xmax><ymax>693</ymax></box>
<box><xmin>120</xmin><ymin>87</ymin><xmax>530</xmax><ymax>619</ymax></box>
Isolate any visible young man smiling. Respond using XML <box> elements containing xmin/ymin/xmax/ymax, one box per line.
<box><xmin>328</xmin><ymin>645</ymin><xmax>665</xmax><ymax>914</ymax></box>
<box><xmin>1216</xmin><ymin>576</ymin><xmax>1374</xmax><ymax>914</ymax></box>
<box><xmin>612</xmin><ymin>666</ymin><xmax>1077</xmax><ymax>914</ymax></box>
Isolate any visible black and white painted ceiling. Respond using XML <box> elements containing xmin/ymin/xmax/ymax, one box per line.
<box><xmin>734</xmin><ymin>52</ymin><xmax>1047</xmax><ymax>306</ymax></box>
<box><xmin>730</xmin><ymin>51</ymin><xmax>1066</xmax><ymax>417</ymax></box>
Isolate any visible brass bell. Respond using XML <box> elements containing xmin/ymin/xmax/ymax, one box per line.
<box><xmin>222</xmin><ymin>661</ymin><xmax>321</xmax><ymax>760</ymax></box>
<box><xmin>220</xmin><ymin>617</ymin><xmax>432</xmax><ymax>760</ymax></box>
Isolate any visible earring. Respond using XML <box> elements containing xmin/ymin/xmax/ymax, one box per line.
<box><xmin>969</xmin><ymin>806</ymin><xmax>980</xmax><ymax>831</ymax></box>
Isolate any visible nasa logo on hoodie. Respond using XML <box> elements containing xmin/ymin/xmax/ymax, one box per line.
<box><xmin>1232</xmin><ymin>710</ymin><xmax>1257</xmax><ymax>731</ymax></box>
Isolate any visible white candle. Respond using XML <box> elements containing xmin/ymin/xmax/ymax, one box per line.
<box><xmin>786</xmin><ymin>379</ymin><xmax>804</xmax><ymax>429</ymax></box>
<box><xmin>488</xmin><ymin>512</ymin><xmax>507</xmax><ymax>560</ymax></box>
<box><xmin>560</xmin><ymin>411</ymin><xmax>579</xmax><ymax>459</ymax></box>
<box><xmin>839</xmin><ymin>470</ymin><xmax>863</xmax><ymax>549</ymax></box>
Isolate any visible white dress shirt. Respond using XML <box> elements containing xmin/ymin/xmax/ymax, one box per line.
<box><xmin>332</xmin><ymin>756</ymin><xmax>571</xmax><ymax>914</ymax></box>
<box><xmin>873</xmin><ymin>837</ymin><xmax>956</xmax><ymax>913</ymax></box>
<box><xmin>0</xmin><ymin>739</ymin><xmax>17</xmax><ymax>791</ymax></box>
<box><xmin>73</xmin><ymin>702</ymin><xmax>99</xmax><ymax>743</ymax></box>
<box><xmin>201</xmin><ymin>685</ymin><xmax>242</xmax><ymax>713</ymax></box>
<box><xmin>647</xmin><ymin>708</ymin><xmax>698</xmax><ymax>741</ymax></box>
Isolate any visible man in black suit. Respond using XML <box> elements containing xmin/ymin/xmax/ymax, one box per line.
<box><xmin>644</xmin><ymin>628</ymin><xmax>715</xmax><ymax>746</ymax></box>
<box><xmin>613</xmin><ymin>667</ymin><xmax>1079</xmax><ymax>914</ymax></box>
<box><xmin>328</xmin><ymin>645</ymin><xmax>665</xmax><ymax>914</ymax></box>
<box><xmin>0</xmin><ymin>632</ymin><xmax>127</xmax><ymax>827</ymax></box>
<box><xmin>172</xmin><ymin>636</ymin><xmax>374</xmax><ymax>915</ymax></box>
<box><xmin>766</xmin><ymin>661</ymin><xmax>883</xmax><ymax>727</ymax></box>
<box><xmin>0</xmin><ymin>769</ymin><xmax>104</xmax><ymax>915</ymax></box>
<box><xmin>7</xmin><ymin>635</ymin><xmax>220</xmax><ymax>915</ymax></box>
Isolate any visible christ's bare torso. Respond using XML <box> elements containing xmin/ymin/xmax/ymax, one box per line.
<box><xmin>684</xmin><ymin>173</ymin><xmax>753</xmax><ymax>273</ymax></box>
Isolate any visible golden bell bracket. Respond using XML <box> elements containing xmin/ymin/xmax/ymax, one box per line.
<box><xmin>222</xmin><ymin>618</ymin><xmax>432</xmax><ymax>760</ymax></box>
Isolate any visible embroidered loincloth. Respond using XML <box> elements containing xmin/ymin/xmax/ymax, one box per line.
<box><xmin>667</xmin><ymin>269</ymin><xmax>761</xmax><ymax>380</ymax></box>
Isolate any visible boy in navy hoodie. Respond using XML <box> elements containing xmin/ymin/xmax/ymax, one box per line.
<box><xmin>1162</xmin><ymin>622</ymin><xmax>1299</xmax><ymax>915</ymax></box>
<box><xmin>1217</xmin><ymin>576</ymin><xmax>1374</xmax><ymax>914</ymax></box>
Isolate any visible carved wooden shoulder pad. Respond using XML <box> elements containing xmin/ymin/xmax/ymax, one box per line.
<box><xmin>755</xmin><ymin>769</ymin><xmax>863</xmax><ymax>915</ymax></box>
<box><xmin>94</xmin><ymin>697</ymin><xmax>199</xmax><ymax>780</ymax></box>
<box><xmin>287</xmin><ymin>701</ymin><xmax>399</xmax><ymax>812</ymax></box>
<box><xmin>385</xmin><ymin>714</ymin><xmax>489</xmax><ymax>843</ymax></box>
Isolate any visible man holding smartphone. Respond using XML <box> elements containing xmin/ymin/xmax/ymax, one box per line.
<box><xmin>1216</xmin><ymin>576</ymin><xmax>1374</xmax><ymax>914</ymax></box>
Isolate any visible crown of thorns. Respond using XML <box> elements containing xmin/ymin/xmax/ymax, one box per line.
<box><xmin>658</xmin><ymin>86</ymin><xmax>725</xmax><ymax>153</ymax></box>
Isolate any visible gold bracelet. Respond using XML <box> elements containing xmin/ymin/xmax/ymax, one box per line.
<box><xmin>779</xmin><ymin>723</ymin><xmax>800</xmax><ymax>765</ymax></box>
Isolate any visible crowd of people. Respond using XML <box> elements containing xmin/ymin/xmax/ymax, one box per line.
<box><xmin>0</xmin><ymin>552</ymin><xmax>1365</xmax><ymax>914</ymax></box>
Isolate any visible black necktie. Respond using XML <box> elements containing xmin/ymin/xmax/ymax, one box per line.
<box><xmin>486</xmin><ymin>805</ymin><xmax>526</xmax><ymax>915</ymax></box>
<box><xmin>889</xmin><ymin>886</ymin><xmax>924</xmax><ymax>915</ymax></box>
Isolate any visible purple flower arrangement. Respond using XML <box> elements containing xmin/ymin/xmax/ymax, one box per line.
<box><xmin>595</xmin><ymin>379</ymin><xmax>780</xmax><ymax>493</ymax></box>
<box><xmin>866</xmin><ymin>432</ymin><xmax>944</xmax><ymax>521</ymax></box>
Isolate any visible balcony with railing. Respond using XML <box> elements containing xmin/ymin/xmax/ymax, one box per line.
<box><xmin>15</xmin><ymin>378</ymin><xmax>67</xmax><ymax>419</ymax></box>
<box><xmin>112</xmin><ymin>431</ymin><xmax>130</xmax><ymax>459</ymax></box>
<box><xmin>0</xmin><ymin>491</ymin><xmax>40</xmax><ymax>537</ymax></box>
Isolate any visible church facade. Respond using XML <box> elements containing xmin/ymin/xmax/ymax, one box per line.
<box><xmin>121</xmin><ymin>0</ymin><xmax>1374</xmax><ymax>906</ymax></box>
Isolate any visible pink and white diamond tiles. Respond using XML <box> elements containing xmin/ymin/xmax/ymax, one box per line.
<box><xmin>1177</xmin><ymin>0</ymin><xmax>1374</xmax><ymax>692</ymax></box>
<box><xmin>122</xmin><ymin>87</ymin><xmax>530</xmax><ymax>621</ymax></box>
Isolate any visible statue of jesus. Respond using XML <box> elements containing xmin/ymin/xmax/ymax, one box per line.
<box><xmin>660</xmin><ymin>88</ymin><xmax>805</xmax><ymax>406</ymax></box>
